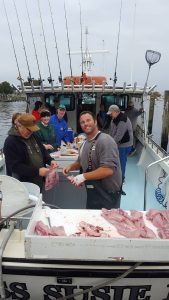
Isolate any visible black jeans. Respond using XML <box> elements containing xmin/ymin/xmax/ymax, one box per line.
<box><xmin>85</xmin><ymin>181</ymin><xmax>121</xmax><ymax>209</ymax></box>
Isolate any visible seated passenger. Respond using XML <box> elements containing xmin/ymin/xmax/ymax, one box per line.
<box><xmin>49</xmin><ymin>97</ymin><xmax>68</xmax><ymax>122</ymax></box>
<box><xmin>36</xmin><ymin>110</ymin><xmax>59</xmax><ymax>153</ymax></box>
<box><xmin>49</xmin><ymin>104</ymin><xmax>71</xmax><ymax>147</ymax></box>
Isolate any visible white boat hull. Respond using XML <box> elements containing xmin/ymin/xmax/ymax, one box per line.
<box><xmin>2</xmin><ymin>262</ymin><xmax>169</xmax><ymax>299</ymax></box>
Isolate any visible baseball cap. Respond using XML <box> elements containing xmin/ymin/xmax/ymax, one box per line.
<box><xmin>58</xmin><ymin>104</ymin><xmax>66</xmax><ymax>110</ymax></box>
<box><xmin>17</xmin><ymin>113</ymin><xmax>39</xmax><ymax>132</ymax></box>
<box><xmin>107</xmin><ymin>105</ymin><xmax>120</xmax><ymax>115</ymax></box>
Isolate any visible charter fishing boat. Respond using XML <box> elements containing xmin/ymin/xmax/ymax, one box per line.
<box><xmin>1</xmin><ymin>1</ymin><xmax>169</xmax><ymax>299</ymax></box>
<box><xmin>1</xmin><ymin>57</ymin><xmax>169</xmax><ymax>299</ymax></box>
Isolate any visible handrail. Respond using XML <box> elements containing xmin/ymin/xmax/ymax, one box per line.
<box><xmin>144</xmin><ymin>155</ymin><xmax>169</xmax><ymax>211</ymax></box>
<box><xmin>21</xmin><ymin>84</ymin><xmax>145</xmax><ymax>95</ymax></box>
<box><xmin>136</xmin><ymin>125</ymin><xmax>168</xmax><ymax>157</ymax></box>
<box><xmin>147</xmin><ymin>135</ymin><xmax>168</xmax><ymax>157</ymax></box>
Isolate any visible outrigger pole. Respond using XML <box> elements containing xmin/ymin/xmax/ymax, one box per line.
<box><xmin>64</xmin><ymin>0</ymin><xmax>73</xmax><ymax>78</ymax></box>
<box><xmin>25</xmin><ymin>0</ymin><xmax>44</xmax><ymax>92</ymax></box>
<box><xmin>47</xmin><ymin>0</ymin><xmax>63</xmax><ymax>84</ymax></box>
<box><xmin>12</xmin><ymin>0</ymin><xmax>34</xmax><ymax>92</ymax></box>
<box><xmin>3</xmin><ymin>0</ymin><xmax>24</xmax><ymax>93</ymax></box>
<box><xmin>37</xmin><ymin>0</ymin><xmax>54</xmax><ymax>90</ymax></box>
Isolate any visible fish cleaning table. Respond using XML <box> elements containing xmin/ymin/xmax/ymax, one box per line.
<box><xmin>24</xmin><ymin>202</ymin><xmax>169</xmax><ymax>262</ymax></box>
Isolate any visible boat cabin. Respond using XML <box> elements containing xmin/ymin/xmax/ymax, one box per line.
<box><xmin>24</xmin><ymin>82</ymin><xmax>145</xmax><ymax>134</ymax></box>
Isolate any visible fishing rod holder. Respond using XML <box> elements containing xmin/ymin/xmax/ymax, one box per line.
<box><xmin>58</xmin><ymin>75</ymin><xmax>63</xmax><ymax>83</ymax></box>
<box><xmin>38</xmin><ymin>78</ymin><xmax>45</xmax><ymax>84</ymax></box>
<box><xmin>27</xmin><ymin>76</ymin><xmax>34</xmax><ymax>83</ymax></box>
<box><xmin>47</xmin><ymin>77</ymin><xmax>54</xmax><ymax>84</ymax></box>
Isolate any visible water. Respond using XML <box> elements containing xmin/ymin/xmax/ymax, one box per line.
<box><xmin>0</xmin><ymin>101</ymin><xmax>27</xmax><ymax>149</ymax></box>
<box><xmin>0</xmin><ymin>99</ymin><xmax>165</xmax><ymax>150</ymax></box>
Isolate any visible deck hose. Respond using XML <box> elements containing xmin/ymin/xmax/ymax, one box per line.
<box><xmin>155</xmin><ymin>171</ymin><xmax>168</xmax><ymax>208</ymax></box>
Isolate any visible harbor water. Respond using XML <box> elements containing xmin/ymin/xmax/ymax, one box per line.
<box><xmin>0</xmin><ymin>101</ymin><xmax>27</xmax><ymax>149</ymax></box>
<box><xmin>0</xmin><ymin>99</ymin><xmax>165</xmax><ymax>150</ymax></box>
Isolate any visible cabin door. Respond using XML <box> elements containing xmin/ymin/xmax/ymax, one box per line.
<box><xmin>77</xmin><ymin>93</ymin><xmax>96</xmax><ymax>133</ymax></box>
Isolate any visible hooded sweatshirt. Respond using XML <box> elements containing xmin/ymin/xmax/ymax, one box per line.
<box><xmin>4</xmin><ymin>126</ymin><xmax>52</xmax><ymax>189</ymax></box>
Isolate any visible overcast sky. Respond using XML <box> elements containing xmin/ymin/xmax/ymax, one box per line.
<box><xmin>0</xmin><ymin>0</ymin><xmax>168</xmax><ymax>93</ymax></box>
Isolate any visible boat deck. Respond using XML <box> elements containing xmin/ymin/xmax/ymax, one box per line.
<box><xmin>0</xmin><ymin>148</ymin><xmax>164</xmax><ymax>211</ymax></box>
<box><xmin>121</xmin><ymin>153</ymin><xmax>163</xmax><ymax>211</ymax></box>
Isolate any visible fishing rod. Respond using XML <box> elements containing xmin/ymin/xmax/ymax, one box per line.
<box><xmin>2</xmin><ymin>0</ymin><xmax>24</xmax><ymax>92</ymax></box>
<box><xmin>130</xmin><ymin>0</ymin><xmax>137</xmax><ymax>86</ymax></box>
<box><xmin>25</xmin><ymin>0</ymin><xmax>44</xmax><ymax>92</ymax></box>
<box><xmin>113</xmin><ymin>0</ymin><xmax>123</xmax><ymax>85</ymax></box>
<box><xmin>47</xmin><ymin>0</ymin><xmax>63</xmax><ymax>84</ymax></box>
<box><xmin>37</xmin><ymin>0</ymin><xmax>54</xmax><ymax>89</ymax></box>
<box><xmin>64</xmin><ymin>0</ymin><xmax>73</xmax><ymax>78</ymax></box>
<box><xmin>79</xmin><ymin>1</ymin><xmax>84</xmax><ymax>84</ymax></box>
<box><xmin>12</xmin><ymin>0</ymin><xmax>34</xmax><ymax>92</ymax></box>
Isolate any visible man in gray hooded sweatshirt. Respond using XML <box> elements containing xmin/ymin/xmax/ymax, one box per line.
<box><xmin>107</xmin><ymin>105</ymin><xmax>133</xmax><ymax>182</ymax></box>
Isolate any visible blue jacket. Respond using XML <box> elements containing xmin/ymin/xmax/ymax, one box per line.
<box><xmin>49</xmin><ymin>114</ymin><xmax>69</xmax><ymax>146</ymax></box>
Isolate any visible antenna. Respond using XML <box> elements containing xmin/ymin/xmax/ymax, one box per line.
<box><xmin>37</xmin><ymin>0</ymin><xmax>54</xmax><ymax>89</ymax></box>
<box><xmin>3</xmin><ymin>0</ymin><xmax>24</xmax><ymax>92</ymax></box>
<box><xmin>68</xmin><ymin>27</ymin><xmax>108</xmax><ymax>74</ymax></box>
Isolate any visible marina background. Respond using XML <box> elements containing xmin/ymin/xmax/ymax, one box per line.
<box><xmin>0</xmin><ymin>98</ymin><xmax>165</xmax><ymax>150</ymax></box>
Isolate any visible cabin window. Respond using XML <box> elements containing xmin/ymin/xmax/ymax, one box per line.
<box><xmin>80</xmin><ymin>93</ymin><xmax>96</xmax><ymax>105</ymax></box>
<box><xmin>45</xmin><ymin>94</ymin><xmax>54</xmax><ymax>106</ymax></box>
<box><xmin>101</xmin><ymin>94</ymin><xmax>129</xmax><ymax>111</ymax></box>
<box><xmin>45</xmin><ymin>94</ymin><xmax>75</xmax><ymax>111</ymax></box>
<box><xmin>58</xmin><ymin>94</ymin><xmax>75</xmax><ymax>111</ymax></box>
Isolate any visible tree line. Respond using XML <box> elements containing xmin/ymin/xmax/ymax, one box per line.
<box><xmin>0</xmin><ymin>79</ymin><xmax>40</xmax><ymax>95</ymax></box>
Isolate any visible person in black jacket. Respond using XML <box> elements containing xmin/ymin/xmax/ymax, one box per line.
<box><xmin>4</xmin><ymin>113</ymin><xmax>58</xmax><ymax>191</ymax></box>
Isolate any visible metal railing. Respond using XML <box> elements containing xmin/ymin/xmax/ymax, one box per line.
<box><xmin>136</xmin><ymin>125</ymin><xmax>168</xmax><ymax>157</ymax></box>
